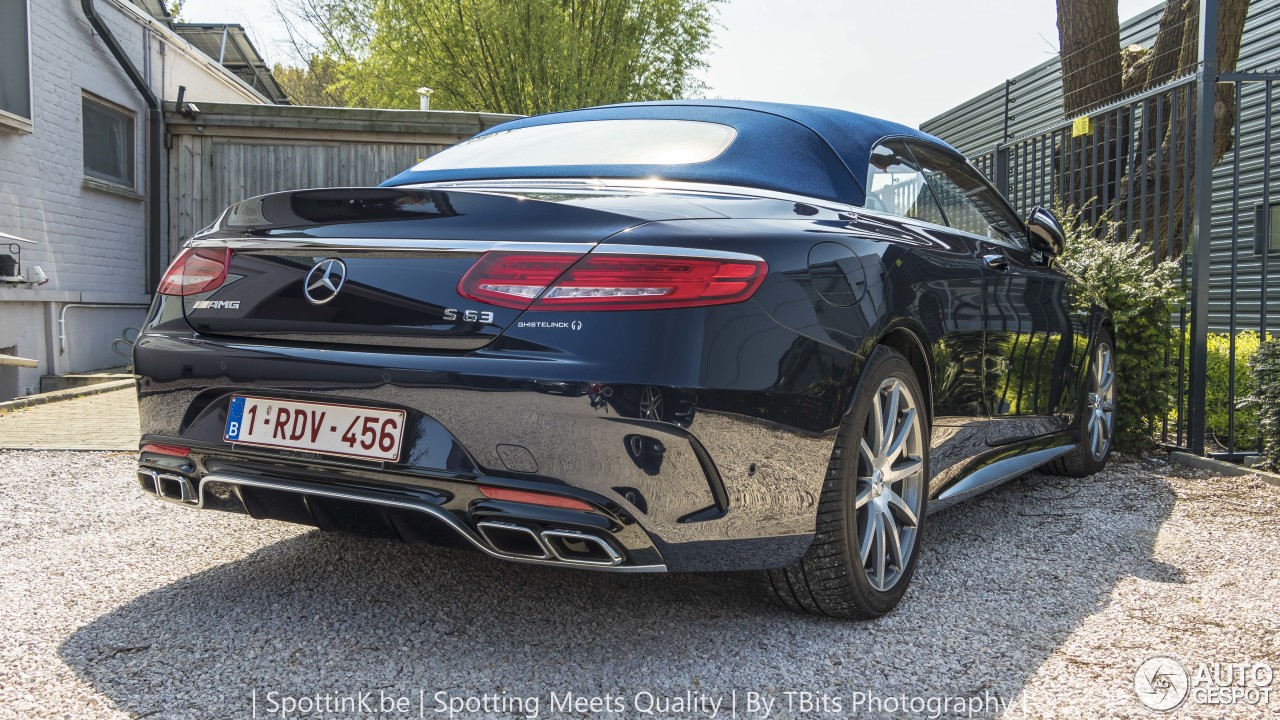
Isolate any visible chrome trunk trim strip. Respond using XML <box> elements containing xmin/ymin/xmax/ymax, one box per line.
<box><xmin>406</xmin><ymin>178</ymin><xmax>858</xmax><ymax>212</ymax></box>
<box><xmin>186</xmin><ymin>238</ymin><xmax>595</xmax><ymax>253</ymax></box>
<box><xmin>591</xmin><ymin>244</ymin><xmax>765</xmax><ymax>262</ymax></box>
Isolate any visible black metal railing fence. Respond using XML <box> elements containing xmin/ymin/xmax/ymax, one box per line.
<box><xmin>967</xmin><ymin>68</ymin><xmax>1279</xmax><ymax>458</ymax></box>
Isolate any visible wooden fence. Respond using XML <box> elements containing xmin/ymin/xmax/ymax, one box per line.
<box><xmin>165</xmin><ymin>102</ymin><xmax>517</xmax><ymax>249</ymax></box>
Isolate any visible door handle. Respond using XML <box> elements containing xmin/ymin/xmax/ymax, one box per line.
<box><xmin>982</xmin><ymin>253</ymin><xmax>1009</xmax><ymax>270</ymax></box>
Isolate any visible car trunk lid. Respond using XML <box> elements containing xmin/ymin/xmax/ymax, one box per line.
<box><xmin>179</xmin><ymin>187</ymin><xmax>675</xmax><ymax>351</ymax></box>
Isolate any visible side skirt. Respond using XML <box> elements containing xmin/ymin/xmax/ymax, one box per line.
<box><xmin>928</xmin><ymin>444</ymin><xmax>1074</xmax><ymax>513</ymax></box>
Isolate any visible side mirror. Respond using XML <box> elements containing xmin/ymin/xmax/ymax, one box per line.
<box><xmin>1026</xmin><ymin>206</ymin><xmax>1065</xmax><ymax>257</ymax></box>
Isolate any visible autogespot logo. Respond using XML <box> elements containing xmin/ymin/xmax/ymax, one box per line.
<box><xmin>1135</xmin><ymin>657</ymin><xmax>1190</xmax><ymax>712</ymax></box>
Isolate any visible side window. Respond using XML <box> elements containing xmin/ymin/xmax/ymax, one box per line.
<box><xmin>865</xmin><ymin>141</ymin><xmax>946</xmax><ymax>227</ymax></box>
<box><xmin>82</xmin><ymin>94</ymin><xmax>136</xmax><ymax>189</ymax></box>
<box><xmin>0</xmin><ymin>0</ymin><xmax>31</xmax><ymax>129</ymax></box>
<box><xmin>908</xmin><ymin>142</ymin><xmax>1027</xmax><ymax>248</ymax></box>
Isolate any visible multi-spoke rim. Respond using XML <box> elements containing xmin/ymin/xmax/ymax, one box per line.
<box><xmin>1086</xmin><ymin>342</ymin><xmax>1116</xmax><ymax>461</ymax></box>
<box><xmin>855</xmin><ymin>377</ymin><xmax>925</xmax><ymax>593</ymax></box>
<box><xmin>639</xmin><ymin>386</ymin><xmax>664</xmax><ymax>421</ymax></box>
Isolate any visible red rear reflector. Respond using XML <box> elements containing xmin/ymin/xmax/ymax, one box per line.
<box><xmin>157</xmin><ymin>248</ymin><xmax>231</xmax><ymax>296</ymax></box>
<box><xmin>478</xmin><ymin>485</ymin><xmax>594</xmax><ymax>512</ymax></box>
<box><xmin>141</xmin><ymin>443</ymin><xmax>191</xmax><ymax>457</ymax></box>
<box><xmin>458</xmin><ymin>251</ymin><xmax>767</xmax><ymax>311</ymax></box>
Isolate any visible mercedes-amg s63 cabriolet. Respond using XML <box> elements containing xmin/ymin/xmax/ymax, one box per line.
<box><xmin>134</xmin><ymin>101</ymin><xmax>1113</xmax><ymax>618</ymax></box>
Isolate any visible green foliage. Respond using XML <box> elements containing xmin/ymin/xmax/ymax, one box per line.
<box><xmin>1054</xmin><ymin>205</ymin><xmax>1181</xmax><ymax>451</ymax></box>
<box><xmin>1200</xmin><ymin>331</ymin><xmax>1264</xmax><ymax>451</ymax></box>
<box><xmin>1248</xmin><ymin>339</ymin><xmax>1280</xmax><ymax>470</ymax></box>
<box><xmin>276</xmin><ymin>0</ymin><xmax>720</xmax><ymax>114</ymax></box>
<box><xmin>273</xmin><ymin>56</ymin><xmax>350</xmax><ymax>107</ymax></box>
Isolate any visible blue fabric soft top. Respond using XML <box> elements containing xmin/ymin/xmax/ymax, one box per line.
<box><xmin>381</xmin><ymin>100</ymin><xmax>956</xmax><ymax>206</ymax></box>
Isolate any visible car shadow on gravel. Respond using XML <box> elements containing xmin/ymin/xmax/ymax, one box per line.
<box><xmin>58</xmin><ymin>463</ymin><xmax>1182</xmax><ymax>719</ymax></box>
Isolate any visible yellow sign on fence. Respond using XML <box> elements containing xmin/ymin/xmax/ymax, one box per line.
<box><xmin>1072</xmin><ymin>116</ymin><xmax>1093</xmax><ymax>137</ymax></box>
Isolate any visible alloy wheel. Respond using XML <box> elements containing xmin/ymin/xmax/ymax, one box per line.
<box><xmin>1086</xmin><ymin>342</ymin><xmax>1116</xmax><ymax>461</ymax></box>
<box><xmin>856</xmin><ymin>377</ymin><xmax>926</xmax><ymax>592</ymax></box>
<box><xmin>639</xmin><ymin>386</ymin><xmax>664</xmax><ymax>421</ymax></box>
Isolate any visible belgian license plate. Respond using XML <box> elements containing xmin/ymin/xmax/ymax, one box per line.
<box><xmin>224</xmin><ymin>396</ymin><xmax>405</xmax><ymax>461</ymax></box>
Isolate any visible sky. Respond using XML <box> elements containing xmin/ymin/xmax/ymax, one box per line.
<box><xmin>179</xmin><ymin>0</ymin><xmax>1159</xmax><ymax>127</ymax></box>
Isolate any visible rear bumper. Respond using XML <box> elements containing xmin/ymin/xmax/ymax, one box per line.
<box><xmin>138</xmin><ymin>464</ymin><xmax>666</xmax><ymax>571</ymax></box>
<box><xmin>134</xmin><ymin>330</ymin><xmax>852</xmax><ymax>572</ymax></box>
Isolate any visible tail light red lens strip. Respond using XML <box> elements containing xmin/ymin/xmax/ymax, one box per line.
<box><xmin>157</xmin><ymin>248</ymin><xmax>232</xmax><ymax>296</ymax></box>
<box><xmin>536</xmin><ymin>254</ymin><xmax>766</xmax><ymax>310</ymax></box>
<box><xmin>458</xmin><ymin>251</ymin><xmax>767</xmax><ymax>311</ymax></box>
<box><xmin>457</xmin><ymin>252</ymin><xmax>580</xmax><ymax>309</ymax></box>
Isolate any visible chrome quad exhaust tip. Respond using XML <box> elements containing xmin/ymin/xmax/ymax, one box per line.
<box><xmin>475</xmin><ymin>520</ymin><xmax>624</xmax><ymax>566</ymax></box>
<box><xmin>539</xmin><ymin>528</ymin><xmax>623</xmax><ymax>566</ymax></box>
<box><xmin>137</xmin><ymin>468</ymin><xmax>197</xmax><ymax>505</ymax></box>
<box><xmin>476</xmin><ymin>520</ymin><xmax>552</xmax><ymax>560</ymax></box>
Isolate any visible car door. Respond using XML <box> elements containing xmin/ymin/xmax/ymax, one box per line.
<box><xmin>863</xmin><ymin>140</ymin><xmax>989</xmax><ymax>496</ymax></box>
<box><xmin>906</xmin><ymin>141</ymin><xmax>1082</xmax><ymax>446</ymax></box>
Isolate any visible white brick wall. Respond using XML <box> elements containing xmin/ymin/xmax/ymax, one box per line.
<box><xmin>5</xmin><ymin>0</ymin><xmax>149</xmax><ymax>297</ymax></box>
<box><xmin>0</xmin><ymin>0</ymin><xmax>266</xmax><ymax>398</ymax></box>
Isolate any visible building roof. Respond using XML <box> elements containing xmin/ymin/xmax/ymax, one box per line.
<box><xmin>382</xmin><ymin>100</ymin><xmax>954</xmax><ymax>205</ymax></box>
<box><xmin>129</xmin><ymin>0</ymin><xmax>171</xmax><ymax>23</ymax></box>
<box><xmin>172</xmin><ymin>24</ymin><xmax>291</xmax><ymax>104</ymax></box>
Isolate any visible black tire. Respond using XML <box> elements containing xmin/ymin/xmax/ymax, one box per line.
<box><xmin>766</xmin><ymin>345</ymin><xmax>928</xmax><ymax>619</ymax></box>
<box><xmin>1045</xmin><ymin>327</ymin><xmax>1116</xmax><ymax>477</ymax></box>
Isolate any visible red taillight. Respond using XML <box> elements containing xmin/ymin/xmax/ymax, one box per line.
<box><xmin>457</xmin><ymin>252</ymin><xmax>580</xmax><ymax>309</ymax></box>
<box><xmin>457</xmin><ymin>251</ymin><xmax>767</xmax><ymax>311</ymax></box>
<box><xmin>157</xmin><ymin>248</ymin><xmax>231</xmax><ymax>296</ymax></box>
<box><xmin>140</xmin><ymin>443</ymin><xmax>191</xmax><ymax>457</ymax></box>
<box><xmin>478</xmin><ymin>485</ymin><xmax>595</xmax><ymax>511</ymax></box>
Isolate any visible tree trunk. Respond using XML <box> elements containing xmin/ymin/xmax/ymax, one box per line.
<box><xmin>1054</xmin><ymin>0</ymin><xmax>1251</xmax><ymax>258</ymax></box>
<box><xmin>1123</xmin><ymin>0</ymin><xmax>1251</xmax><ymax>258</ymax></box>
<box><xmin>1058</xmin><ymin>0</ymin><xmax>1123</xmax><ymax>115</ymax></box>
<box><xmin>1056</xmin><ymin>0</ymin><xmax>1122</xmax><ymax>229</ymax></box>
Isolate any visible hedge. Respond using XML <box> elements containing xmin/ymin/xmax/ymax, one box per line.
<box><xmin>1055</xmin><ymin>206</ymin><xmax>1181</xmax><ymax>452</ymax></box>
<box><xmin>1248</xmin><ymin>339</ymin><xmax>1280</xmax><ymax>469</ymax></box>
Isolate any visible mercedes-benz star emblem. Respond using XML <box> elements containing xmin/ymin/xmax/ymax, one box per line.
<box><xmin>304</xmin><ymin>258</ymin><xmax>347</xmax><ymax>305</ymax></box>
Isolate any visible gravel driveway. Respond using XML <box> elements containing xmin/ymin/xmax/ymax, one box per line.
<box><xmin>1</xmin><ymin>450</ymin><xmax>1277</xmax><ymax>719</ymax></box>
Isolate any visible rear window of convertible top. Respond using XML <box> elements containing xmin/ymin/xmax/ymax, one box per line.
<box><xmin>410</xmin><ymin>119</ymin><xmax>738</xmax><ymax>171</ymax></box>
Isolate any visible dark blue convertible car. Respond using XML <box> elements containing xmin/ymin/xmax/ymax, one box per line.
<box><xmin>133</xmin><ymin>101</ymin><xmax>1112</xmax><ymax>618</ymax></box>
